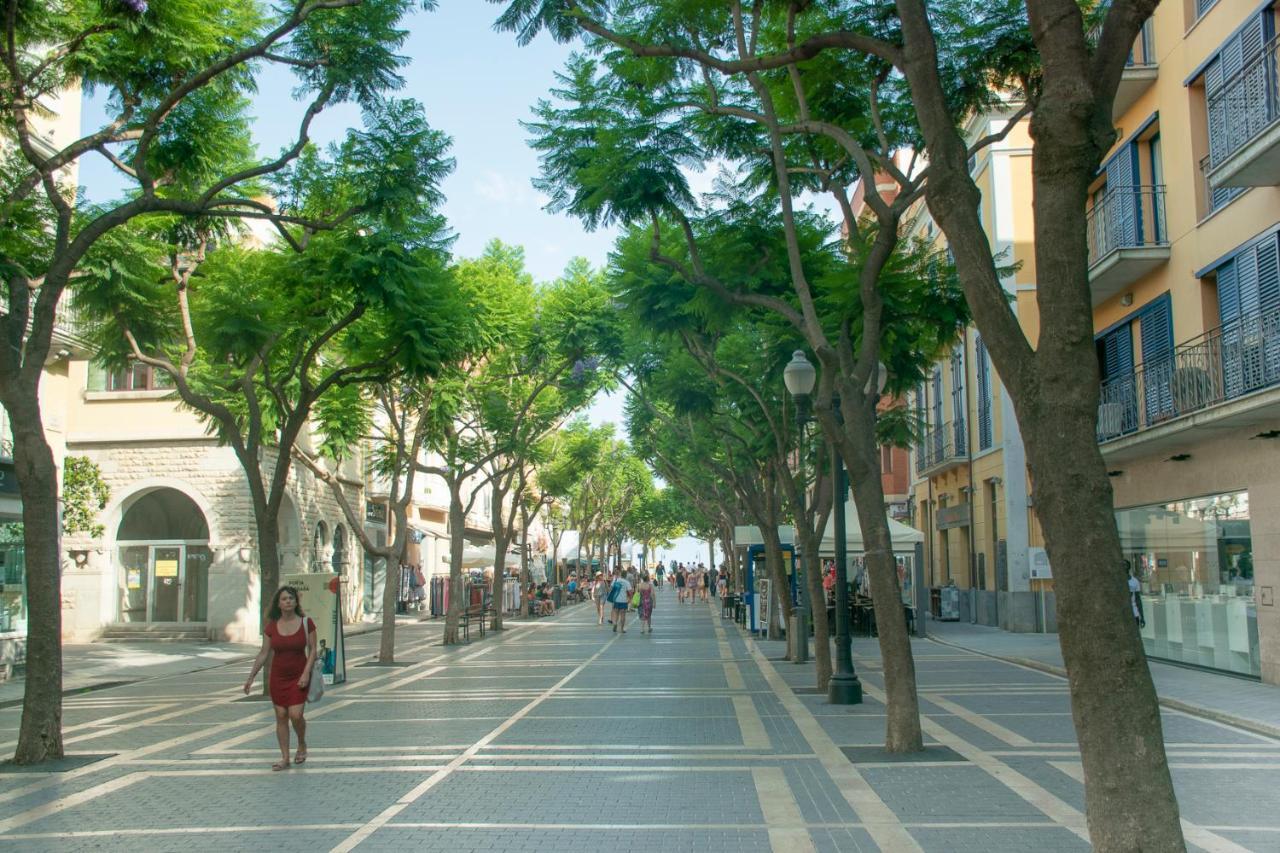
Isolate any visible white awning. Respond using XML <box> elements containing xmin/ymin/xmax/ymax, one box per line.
<box><xmin>819</xmin><ymin>503</ymin><xmax>924</xmax><ymax>555</ymax></box>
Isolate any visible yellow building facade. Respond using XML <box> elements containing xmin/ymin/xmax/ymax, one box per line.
<box><xmin>910</xmin><ymin>0</ymin><xmax>1280</xmax><ymax>683</ymax></box>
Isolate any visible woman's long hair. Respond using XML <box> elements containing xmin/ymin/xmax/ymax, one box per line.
<box><xmin>268</xmin><ymin>585</ymin><xmax>306</xmax><ymax>621</ymax></box>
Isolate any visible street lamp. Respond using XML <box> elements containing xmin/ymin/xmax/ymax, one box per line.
<box><xmin>783</xmin><ymin>351</ymin><xmax>817</xmax><ymax>664</ymax></box>
<box><xmin>828</xmin><ymin>369</ymin><xmax>884</xmax><ymax>706</ymax></box>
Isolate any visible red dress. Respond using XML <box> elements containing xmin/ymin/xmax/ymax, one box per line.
<box><xmin>265</xmin><ymin>617</ymin><xmax>314</xmax><ymax>707</ymax></box>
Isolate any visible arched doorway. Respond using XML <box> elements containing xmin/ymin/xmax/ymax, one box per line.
<box><xmin>116</xmin><ymin>488</ymin><xmax>211</xmax><ymax>624</ymax></box>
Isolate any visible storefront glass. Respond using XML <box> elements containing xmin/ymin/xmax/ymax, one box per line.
<box><xmin>1116</xmin><ymin>491</ymin><xmax>1259</xmax><ymax>677</ymax></box>
<box><xmin>0</xmin><ymin>533</ymin><xmax>25</xmax><ymax>636</ymax></box>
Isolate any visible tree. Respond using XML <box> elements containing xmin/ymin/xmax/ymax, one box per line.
<box><xmin>1</xmin><ymin>0</ymin><xmax>434</xmax><ymax>765</ymax></box>
<box><xmin>508</xmin><ymin>37</ymin><xmax>966</xmax><ymax>746</ymax></box>
<box><xmin>491</xmin><ymin>0</ymin><xmax>1182</xmax><ymax>846</ymax></box>
<box><xmin>83</xmin><ymin>99</ymin><xmax>463</xmax><ymax>658</ymax></box>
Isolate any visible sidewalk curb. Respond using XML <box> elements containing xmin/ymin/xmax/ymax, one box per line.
<box><xmin>926</xmin><ymin>632</ymin><xmax>1280</xmax><ymax>742</ymax></box>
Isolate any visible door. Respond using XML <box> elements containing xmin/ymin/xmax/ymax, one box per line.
<box><xmin>149</xmin><ymin>545</ymin><xmax>183</xmax><ymax>622</ymax></box>
<box><xmin>119</xmin><ymin>545</ymin><xmax>149</xmax><ymax>623</ymax></box>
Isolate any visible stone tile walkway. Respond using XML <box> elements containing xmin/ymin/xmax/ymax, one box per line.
<box><xmin>926</xmin><ymin>619</ymin><xmax>1280</xmax><ymax>738</ymax></box>
<box><xmin>0</xmin><ymin>590</ymin><xmax>1275</xmax><ymax>852</ymax></box>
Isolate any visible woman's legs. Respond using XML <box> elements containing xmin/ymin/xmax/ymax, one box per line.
<box><xmin>273</xmin><ymin>704</ymin><xmax>291</xmax><ymax>769</ymax></box>
<box><xmin>288</xmin><ymin>704</ymin><xmax>308</xmax><ymax>762</ymax></box>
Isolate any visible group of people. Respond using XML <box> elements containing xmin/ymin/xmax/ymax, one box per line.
<box><xmin>663</xmin><ymin>561</ymin><xmax>717</xmax><ymax>604</ymax></box>
<box><xmin>590</xmin><ymin>568</ymin><xmax>656</xmax><ymax>634</ymax></box>
<box><xmin>525</xmin><ymin>582</ymin><xmax>557</xmax><ymax>616</ymax></box>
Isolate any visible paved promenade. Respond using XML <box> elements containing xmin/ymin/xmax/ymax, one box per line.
<box><xmin>1</xmin><ymin>589</ymin><xmax>1277</xmax><ymax>852</ymax></box>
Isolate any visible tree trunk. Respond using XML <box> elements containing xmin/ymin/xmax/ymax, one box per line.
<box><xmin>839</xmin><ymin>399</ymin><xmax>924</xmax><ymax>753</ymax></box>
<box><xmin>891</xmin><ymin>0</ymin><xmax>1184</xmax><ymax>838</ymax></box>
<box><xmin>377</xmin><ymin>530</ymin><xmax>405</xmax><ymax>664</ymax></box>
<box><xmin>797</xmin><ymin>526</ymin><xmax>833</xmax><ymax>691</ymax></box>
<box><xmin>8</xmin><ymin>390</ymin><xmax>64</xmax><ymax>765</ymax></box>
<box><xmin>490</xmin><ymin>489</ymin><xmax>509</xmax><ymax>632</ymax></box>
<box><xmin>253</xmin><ymin>508</ymin><xmax>283</xmax><ymax>625</ymax></box>
<box><xmin>760</xmin><ymin>527</ymin><xmax>795</xmax><ymax>626</ymax></box>
<box><xmin>443</xmin><ymin>482</ymin><xmax>465</xmax><ymax>645</ymax></box>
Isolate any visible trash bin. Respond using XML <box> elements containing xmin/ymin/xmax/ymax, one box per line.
<box><xmin>552</xmin><ymin>586</ymin><xmax>563</xmax><ymax>608</ymax></box>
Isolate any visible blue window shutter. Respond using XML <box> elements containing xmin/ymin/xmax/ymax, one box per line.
<box><xmin>1256</xmin><ymin>234</ymin><xmax>1280</xmax><ymax>313</ymax></box>
<box><xmin>1217</xmin><ymin>259</ymin><xmax>1241</xmax><ymax>326</ymax></box>
<box><xmin>976</xmin><ymin>336</ymin><xmax>992</xmax><ymax>450</ymax></box>
<box><xmin>1139</xmin><ymin>295</ymin><xmax>1174</xmax><ymax>421</ymax></box>
<box><xmin>1099</xmin><ymin>323</ymin><xmax>1134</xmax><ymax>382</ymax></box>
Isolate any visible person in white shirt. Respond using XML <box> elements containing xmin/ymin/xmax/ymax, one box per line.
<box><xmin>609</xmin><ymin>570</ymin><xmax>632</xmax><ymax>634</ymax></box>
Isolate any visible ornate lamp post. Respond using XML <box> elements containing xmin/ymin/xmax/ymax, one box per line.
<box><xmin>783</xmin><ymin>351</ymin><xmax>817</xmax><ymax>664</ymax></box>
<box><xmin>827</xmin><ymin>363</ymin><xmax>884</xmax><ymax>705</ymax></box>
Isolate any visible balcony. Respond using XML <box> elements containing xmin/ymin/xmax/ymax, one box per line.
<box><xmin>0</xmin><ymin>287</ymin><xmax>93</xmax><ymax>356</ymax></box>
<box><xmin>916</xmin><ymin>419</ymin><xmax>968</xmax><ymax>477</ymax></box>
<box><xmin>1111</xmin><ymin>19</ymin><xmax>1158</xmax><ymax>119</ymax></box>
<box><xmin>1097</xmin><ymin>305</ymin><xmax>1280</xmax><ymax>456</ymax></box>
<box><xmin>1087</xmin><ymin>184</ymin><xmax>1169</xmax><ymax>305</ymax></box>
<box><xmin>1205</xmin><ymin>36</ymin><xmax>1280</xmax><ymax>189</ymax></box>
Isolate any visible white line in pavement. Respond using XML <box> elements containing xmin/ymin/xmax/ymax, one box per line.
<box><xmin>194</xmin><ymin>699</ymin><xmax>354</xmax><ymax>754</ymax></box>
<box><xmin>329</xmin><ymin>634</ymin><xmax>620</xmax><ymax>853</ymax></box>
<box><xmin>733</xmin><ymin>696</ymin><xmax>771</xmax><ymax>750</ymax></box>
<box><xmin>0</xmin><ymin>702</ymin><xmax>179</xmax><ymax>752</ymax></box>
<box><xmin>920</xmin><ymin>693</ymin><xmax>1034</xmax><ymax>747</ymax></box>
<box><xmin>730</xmin><ymin>609</ymin><xmax>923</xmax><ymax>853</ymax></box>
<box><xmin>1046</xmin><ymin>761</ymin><xmax>1254</xmax><ymax>853</ymax></box>
<box><xmin>0</xmin><ymin>771</ymin><xmax>149</xmax><ymax>833</ymax></box>
<box><xmin>753</xmin><ymin>766</ymin><xmax>815</xmax><ymax>853</ymax></box>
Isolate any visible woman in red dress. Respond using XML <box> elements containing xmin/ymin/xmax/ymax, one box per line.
<box><xmin>243</xmin><ymin>586</ymin><xmax>317</xmax><ymax>771</ymax></box>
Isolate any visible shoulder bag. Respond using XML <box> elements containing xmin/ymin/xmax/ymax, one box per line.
<box><xmin>303</xmin><ymin>618</ymin><xmax>325</xmax><ymax>703</ymax></box>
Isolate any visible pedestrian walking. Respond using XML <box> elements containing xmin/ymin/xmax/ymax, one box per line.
<box><xmin>243</xmin><ymin>585</ymin><xmax>317</xmax><ymax>772</ymax></box>
<box><xmin>675</xmin><ymin>563</ymin><xmax>687</xmax><ymax>603</ymax></box>
<box><xmin>699</xmin><ymin>565</ymin><xmax>709</xmax><ymax>602</ymax></box>
<box><xmin>608</xmin><ymin>569</ymin><xmax>632</xmax><ymax>633</ymax></box>
<box><xmin>594</xmin><ymin>572</ymin><xmax>609</xmax><ymax>626</ymax></box>
<box><xmin>637</xmin><ymin>571</ymin><xmax>656</xmax><ymax>634</ymax></box>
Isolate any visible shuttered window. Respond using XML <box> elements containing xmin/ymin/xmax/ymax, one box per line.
<box><xmin>1138</xmin><ymin>294</ymin><xmax>1174</xmax><ymax>421</ymax></box>
<box><xmin>1216</xmin><ymin>233</ymin><xmax>1280</xmax><ymax>397</ymax></box>
<box><xmin>950</xmin><ymin>345</ymin><xmax>966</xmax><ymax>451</ymax></box>
<box><xmin>1205</xmin><ymin>12</ymin><xmax>1272</xmax><ymax>168</ymax></box>
<box><xmin>976</xmin><ymin>336</ymin><xmax>993</xmax><ymax>450</ymax></box>
<box><xmin>1097</xmin><ymin>321</ymin><xmax>1137</xmax><ymax>434</ymax></box>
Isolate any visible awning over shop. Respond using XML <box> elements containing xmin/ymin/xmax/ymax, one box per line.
<box><xmin>818</xmin><ymin>503</ymin><xmax>924</xmax><ymax>556</ymax></box>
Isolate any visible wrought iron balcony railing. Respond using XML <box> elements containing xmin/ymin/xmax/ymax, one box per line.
<box><xmin>915</xmin><ymin>419</ymin><xmax>967</xmax><ymax>475</ymax></box>
<box><xmin>1086</xmin><ymin>184</ymin><xmax>1168</xmax><ymax>268</ymax></box>
<box><xmin>1206</xmin><ymin>35</ymin><xmax>1280</xmax><ymax>171</ymax></box>
<box><xmin>1097</xmin><ymin>305</ymin><xmax>1280</xmax><ymax>442</ymax></box>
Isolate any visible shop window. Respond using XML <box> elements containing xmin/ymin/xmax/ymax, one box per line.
<box><xmin>1118</xmin><ymin>491</ymin><xmax>1258</xmax><ymax>677</ymax></box>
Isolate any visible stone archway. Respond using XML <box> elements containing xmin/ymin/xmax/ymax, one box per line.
<box><xmin>114</xmin><ymin>487</ymin><xmax>211</xmax><ymax>624</ymax></box>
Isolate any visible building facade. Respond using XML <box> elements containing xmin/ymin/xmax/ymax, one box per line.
<box><xmin>909</xmin><ymin>0</ymin><xmax>1280</xmax><ymax>683</ymax></box>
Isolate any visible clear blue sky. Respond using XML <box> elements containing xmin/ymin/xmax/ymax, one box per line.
<box><xmin>79</xmin><ymin>0</ymin><xmax>619</xmax><ymax>285</ymax></box>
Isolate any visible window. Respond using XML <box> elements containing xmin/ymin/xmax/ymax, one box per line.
<box><xmin>1138</xmin><ymin>294</ymin><xmax>1174</xmax><ymax>421</ymax></box>
<box><xmin>1203</xmin><ymin>11</ymin><xmax>1274</xmax><ymax>172</ymax></box>
<box><xmin>976</xmin><ymin>336</ymin><xmax>993</xmax><ymax>450</ymax></box>
<box><xmin>950</xmin><ymin>345</ymin><xmax>966</xmax><ymax>450</ymax></box>
<box><xmin>1213</xmin><ymin>232</ymin><xmax>1280</xmax><ymax>398</ymax></box>
<box><xmin>87</xmin><ymin>361</ymin><xmax>174</xmax><ymax>392</ymax></box>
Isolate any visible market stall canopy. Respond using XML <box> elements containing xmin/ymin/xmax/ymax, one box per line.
<box><xmin>447</xmin><ymin>543</ymin><xmax>495</xmax><ymax>569</ymax></box>
<box><xmin>818</xmin><ymin>504</ymin><xmax>923</xmax><ymax>556</ymax></box>
<box><xmin>732</xmin><ymin>525</ymin><xmax>796</xmax><ymax>547</ymax></box>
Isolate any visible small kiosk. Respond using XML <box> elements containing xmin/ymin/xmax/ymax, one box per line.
<box><xmin>733</xmin><ymin>525</ymin><xmax>797</xmax><ymax>637</ymax></box>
